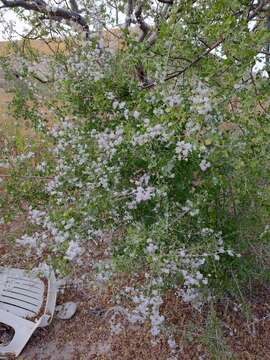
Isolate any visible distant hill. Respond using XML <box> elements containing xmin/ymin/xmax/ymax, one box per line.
<box><xmin>0</xmin><ymin>29</ymin><xmax>133</xmax><ymax>125</ymax></box>
<box><xmin>0</xmin><ymin>38</ymin><xmax>66</xmax><ymax>56</ymax></box>
<box><xmin>0</xmin><ymin>38</ymin><xmax>68</xmax><ymax>123</ymax></box>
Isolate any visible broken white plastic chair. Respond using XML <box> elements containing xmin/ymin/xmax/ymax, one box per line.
<box><xmin>0</xmin><ymin>267</ymin><xmax>58</xmax><ymax>358</ymax></box>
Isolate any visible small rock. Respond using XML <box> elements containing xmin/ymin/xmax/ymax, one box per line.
<box><xmin>89</xmin><ymin>307</ymin><xmax>106</xmax><ymax>318</ymax></box>
<box><xmin>55</xmin><ymin>302</ymin><xmax>77</xmax><ymax>320</ymax></box>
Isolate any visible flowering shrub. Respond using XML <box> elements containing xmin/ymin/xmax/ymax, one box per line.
<box><xmin>1</xmin><ymin>0</ymin><xmax>270</xmax><ymax>344</ymax></box>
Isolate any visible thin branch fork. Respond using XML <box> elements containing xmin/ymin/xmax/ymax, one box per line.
<box><xmin>142</xmin><ymin>37</ymin><xmax>224</xmax><ymax>89</ymax></box>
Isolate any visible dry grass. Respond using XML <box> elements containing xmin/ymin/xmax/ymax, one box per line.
<box><xmin>0</xmin><ymin>39</ymin><xmax>66</xmax><ymax>56</ymax></box>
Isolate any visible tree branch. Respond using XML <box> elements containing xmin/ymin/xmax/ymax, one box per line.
<box><xmin>248</xmin><ymin>0</ymin><xmax>270</xmax><ymax>20</ymax></box>
<box><xmin>157</xmin><ymin>0</ymin><xmax>173</xmax><ymax>4</ymax></box>
<box><xmin>69</xmin><ymin>0</ymin><xmax>79</xmax><ymax>13</ymax></box>
<box><xmin>134</xmin><ymin>3</ymin><xmax>150</xmax><ymax>42</ymax></box>
<box><xmin>0</xmin><ymin>0</ymin><xmax>89</xmax><ymax>38</ymax></box>
<box><xmin>124</xmin><ymin>0</ymin><xmax>133</xmax><ymax>29</ymax></box>
<box><xmin>142</xmin><ymin>37</ymin><xmax>224</xmax><ymax>89</ymax></box>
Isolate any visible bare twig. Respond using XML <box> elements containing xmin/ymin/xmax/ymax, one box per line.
<box><xmin>142</xmin><ymin>37</ymin><xmax>224</xmax><ymax>89</ymax></box>
<box><xmin>157</xmin><ymin>0</ymin><xmax>173</xmax><ymax>3</ymax></box>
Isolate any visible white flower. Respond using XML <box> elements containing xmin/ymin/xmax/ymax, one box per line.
<box><xmin>199</xmin><ymin>159</ymin><xmax>211</xmax><ymax>171</ymax></box>
<box><xmin>65</xmin><ymin>240</ymin><xmax>82</xmax><ymax>261</ymax></box>
<box><xmin>153</xmin><ymin>108</ymin><xmax>164</xmax><ymax>116</ymax></box>
<box><xmin>165</xmin><ymin>94</ymin><xmax>181</xmax><ymax>107</ymax></box>
<box><xmin>182</xmin><ymin>200</ymin><xmax>199</xmax><ymax>216</ymax></box>
<box><xmin>196</xmin><ymin>271</ymin><xmax>203</xmax><ymax>280</ymax></box>
<box><xmin>135</xmin><ymin>186</ymin><xmax>155</xmax><ymax>203</ymax></box>
<box><xmin>146</xmin><ymin>242</ymin><xmax>158</xmax><ymax>254</ymax></box>
<box><xmin>16</xmin><ymin>151</ymin><xmax>35</xmax><ymax>162</ymax></box>
<box><xmin>190</xmin><ymin>81</ymin><xmax>213</xmax><ymax>115</ymax></box>
<box><xmin>110</xmin><ymin>323</ymin><xmax>122</xmax><ymax>334</ymax></box>
<box><xmin>36</xmin><ymin>161</ymin><xmax>47</xmax><ymax>173</ymax></box>
<box><xmin>124</xmin><ymin>109</ymin><xmax>129</xmax><ymax>119</ymax></box>
<box><xmin>119</xmin><ymin>101</ymin><xmax>126</xmax><ymax>109</ymax></box>
<box><xmin>202</xmin><ymin>278</ymin><xmax>208</xmax><ymax>285</ymax></box>
<box><xmin>112</xmin><ymin>100</ymin><xmax>119</xmax><ymax>109</ymax></box>
<box><xmin>133</xmin><ymin>110</ymin><xmax>140</xmax><ymax>119</ymax></box>
<box><xmin>16</xmin><ymin>233</ymin><xmax>38</xmax><ymax>247</ymax></box>
<box><xmin>179</xmin><ymin>250</ymin><xmax>186</xmax><ymax>257</ymax></box>
<box><xmin>175</xmin><ymin>141</ymin><xmax>193</xmax><ymax>161</ymax></box>
<box><xmin>64</xmin><ymin>218</ymin><xmax>75</xmax><ymax>230</ymax></box>
<box><xmin>168</xmin><ymin>337</ymin><xmax>177</xmax><ymax>350</ymax></box>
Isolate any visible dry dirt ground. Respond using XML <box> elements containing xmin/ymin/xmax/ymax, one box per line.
<box><xmin>1</xmin><ymin>215</ymin><xmax>270</xmax><ymax>360</ymax></box>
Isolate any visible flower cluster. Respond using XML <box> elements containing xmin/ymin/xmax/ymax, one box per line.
<box><xmin>128</xmin><ymin>174</ymin><xmax>156</xmax><ymax>208</ymax></box>
<box><xmin>95</xmin><ymin>127</ymin><xmax>124</xmax><ymax>157</ymax></box>
<box><xmin>199</xmin><ymin>159</ymin><xmax>211</xmax><ymax>172</ymax></box>
<box><xmin>175</xmin><ymin>141</ymin><xmax>193</xmax><ymax>161</ymax></box>
<box><xmin>190</xmin><ymin>81</ymin><xmax>213</xmax><ymax>117</ymax></box>
<box><xmin>132</xmin><ymin>123</ymin><xmax>173</xmax><ymax>146</ymax></box>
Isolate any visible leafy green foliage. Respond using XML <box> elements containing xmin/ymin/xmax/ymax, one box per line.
<box><xmin>1</xmin><ymin>0</ymin><xmax>270</xmax><ymax>315</ymax></box>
